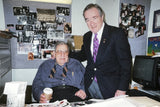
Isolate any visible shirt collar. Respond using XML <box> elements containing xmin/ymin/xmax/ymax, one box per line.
<box><xmin>98</xmin><ymin>22</ymin><xmax>105</xmax><ymax>35</ymax></box>
<box><xmin>92</xmin><ymin>22</ymin><xmax>105</xmax><ymax>41</ymax></box>
<box><xmin>54</xmin><ymin>58</ymin><xmax>70</xmax><ymax>68</ymax></box>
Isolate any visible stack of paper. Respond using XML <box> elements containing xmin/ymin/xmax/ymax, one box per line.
<box><xmin>3</xmin><ymin>81</ymin><xmax>27</xmax><ymax>107</ymax></box>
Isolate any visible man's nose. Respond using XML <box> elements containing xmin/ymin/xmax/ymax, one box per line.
<box><xmin>89</xmin><ymin>20</ymin><xmax>95</xmax><ymax>26</ymax></box>
<box><xmin>61</xmin><ymin>52</ymin><xmax>66</xmax><ymax>56</ymax></box>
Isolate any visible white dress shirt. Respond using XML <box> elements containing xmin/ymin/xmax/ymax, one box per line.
<box><xmin>91</xmin><ymin>22</ymin><xmax>105</xmax><ymax>56</ymax></box>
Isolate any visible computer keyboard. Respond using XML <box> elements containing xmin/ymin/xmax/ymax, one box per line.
<box><xmin>127</xmin><ymin>89</ymin><xmax>160</xmax><ymax>102</ymax></box>
<box><xmin>147</xmin><ymin>90</ymin><xmax>160</xmax><ymax>97</ymax></box>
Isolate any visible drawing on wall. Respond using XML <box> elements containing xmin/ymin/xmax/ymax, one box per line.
<box><xmin>119</xmin><ymin>3</ymin><xmax>146</xmax><ymax>38</ymax></box>
<box><xmin>147</xmin><ymin>36</ymin><xmax>160</xmax><ymax>56</ymax></box>
<box><xmin>12</xmin><ymin>5</ymin><xmax>71</xmax><ymax>60</ymax></box>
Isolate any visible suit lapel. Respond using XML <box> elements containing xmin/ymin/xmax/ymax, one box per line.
<box><xmin>96</xmin><ymin>24</ymin><xmax>110</xmax><ymax>62</ymax></box>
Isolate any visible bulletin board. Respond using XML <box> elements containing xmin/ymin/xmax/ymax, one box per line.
<box><xmin>120</xmin><ymin>0</ymin><xmax>151</xmax><ymax>58</ymax></box>
<box><xmin>3</xmin><ymin>0</ymin><xmax>71</xmax><ymax>68</ymax></box>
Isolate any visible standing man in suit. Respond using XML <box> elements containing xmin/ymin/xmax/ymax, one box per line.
<box><xmin>70</xmin><ymin>3</ymin><xmax>132</xmax><ymax>99</ymax></box>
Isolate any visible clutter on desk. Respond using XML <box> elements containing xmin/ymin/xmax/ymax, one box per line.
<box><xmin>26</xmin><ymin>99</ymin><xmax>71</xmax><ymax>107</ymax></box>
<box><xmin>26</xmin><ymin>96</ymin><xmax>144</xmax><ymax>107</ymax></box>
<box><xmin>3</xmin><ymin>81</ymin><xmax>27</xmax><ymax>107</ymax></box>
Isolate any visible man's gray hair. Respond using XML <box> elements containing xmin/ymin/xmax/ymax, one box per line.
<box><xmin>55</xmin><ymin>41</ymin><xmax>69</xmax><ymax>52</ymax></box>
<box><xmin>83</xmin><ymin>3</ymin><xmax>106</xmax><ymax>22</ymax></box>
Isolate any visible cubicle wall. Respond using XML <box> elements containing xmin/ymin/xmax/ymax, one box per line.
<box><xmin>0</xmin><ymin>36</ymin><xmax>11</xmax><ymax>97</ymax></box>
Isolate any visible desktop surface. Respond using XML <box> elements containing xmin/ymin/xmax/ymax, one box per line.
<box><xmin>127</xmin><ymin>89</ymin><xmax>160</xmax><ymax>102</ymax></box>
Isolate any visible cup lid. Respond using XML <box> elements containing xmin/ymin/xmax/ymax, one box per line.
<box><xmin>43</xmin><ymin>88</ymin><xmax>53</xmax><ymax>94</ymax></box>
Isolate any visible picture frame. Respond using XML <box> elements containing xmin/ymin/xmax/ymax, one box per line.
<box><xmin>147</xmin><ymin>36</ymin><xmax>160</xmax><ymax>56</ymax></box>
<box><xmin>153</xmin><ymin>10</ymin><xmax>160</xmax><ymax>33</ymax></box>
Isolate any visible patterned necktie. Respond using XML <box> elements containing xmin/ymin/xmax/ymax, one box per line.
<box><xmin>93</xmin><ymin>33</ymin><xmax>99</xmax><ymax>62</ymax></box>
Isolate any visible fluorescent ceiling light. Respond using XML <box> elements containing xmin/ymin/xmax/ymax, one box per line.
<box><xmin>27</xmin><ymin>0</ymin><xmax>72</xmax><ymax>4</ymax></box>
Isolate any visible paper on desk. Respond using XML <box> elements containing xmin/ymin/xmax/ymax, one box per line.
<box><xmin>83</xmin><ymin>96</ymin><xmax>143</xmax><ymax>107</ymax></box>
<box><xmin>3</xmin><ymin>81</ymin><xmax>27</xmax><ymax>95</ymax></box>
<box><xmin>26</xmin><ymin>99</ymin><xmax>71</xmax><ymax>107</ymax></box>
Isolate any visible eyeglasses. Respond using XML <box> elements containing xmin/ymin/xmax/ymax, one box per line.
<box><xmin>56</xmin><ymin>50</ymin><xmax>68</xmax><ymax>55</ymax></box>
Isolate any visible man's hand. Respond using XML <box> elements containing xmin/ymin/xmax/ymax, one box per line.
<box><xmin>39</xmin><ymin>93</ymin><xmax>48</xmax><ymax>103</ymax></box>
<box><xmin>114</xmin><ymin>90</ymin><xmax>126</xmax><ymax>97</ymax></box>
<box><xmin>75</xmin><ymin>89</ymin><xmax>86</xmax><ymax>99</ymax></box>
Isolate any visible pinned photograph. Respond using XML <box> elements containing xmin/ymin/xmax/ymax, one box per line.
<box><xmin>41</xmin><ymin>49</ymin><xmax>55</xmax><ymax>59</ymax></box>
<box><xmin>37</xmin><ymin>8</ymin><xmax>56</xmax><ymax>23</ymax></box>
<box><xmin>17</xmin><ymin>16</ymin><xmax>27</xmax><ymax>25</ymax></box>
<box><xmin>64</xmin><ymin>22</ymin><xmax>72</xmax><ymax>34</ymax></box>
<box><xmin>57</xmin><ymin>7</ymin><xmax>70</xmax><ymax>16</ymax></box>
<box><xmin>55</xmin><ymin>30</ymin><xmax>64</xmax><ymax>40</ymax></box>
<box><xmin>56</xmin><ymin>16</ymin><xmax>66</xmax><ymax>25</ymax></box>
<box><xmin>28</xmin><ymin>52</ymin><xmax>34</xmax><ymax>60</ymax></box>
<box><xmin>128</xmin><ymin>28</ymin><xmax>134</xmax><ymax>38</ymax></box>
<box><xmin>27</xmin><ymin>12</ymin><xmax>37</xmax><ymax>24</ymax></box>
<box><xmin>13</xmin><ymin>6</ymin><xmax>29</xmax><ymax>15</ymax></box>
<box><xmin>47</xmin><ymin>27</ymin><xmax>56</xmax><ymax>39</ymax></box>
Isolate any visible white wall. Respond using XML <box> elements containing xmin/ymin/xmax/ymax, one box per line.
<box><xmin>12</xmin><ymin>69</ymin><xmax>37</xmax><ymax>85</ymax></box>
<box><xmin>96</xmin><ymin>0</ymin><xmax>120</xmax><ymax>27</ymax></box>
<box><xmin>0</xmin><ymin>0</ymin><xmax>5</xmax><ymax>30</ymax></box>
<box><xmin>71</xmin><ymin>0</ymin><xmax>120</xmax><ymax>35</ymax></box>
<box><xmin>71</xmin><ymin>0</ymin><xmax>96</xmax><ymax>35</ymax></box>
<box><xmin>148</xmin><ymin>0</ymin><xmax>160</xmax><ymax>37</ymax></box>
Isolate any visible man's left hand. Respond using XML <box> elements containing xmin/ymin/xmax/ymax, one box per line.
<box><xmin>75</xmin><ymin>89</ymin><xmax>86</xmax><ymax>99</ymax></box>
<box><xmin>114</xmin><ymin>90</ymin><xmax>126</xmax><ymax>97</ymax></box>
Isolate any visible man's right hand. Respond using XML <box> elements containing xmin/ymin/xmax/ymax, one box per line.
<box><xmin>39</xmin><ymin>93</ymin><xmax>48</xmax><ymax>103</ymax></box>
<box><xmin>75</xmin><ymin>89</ymin><xmax>86</xmax><ymax>99</ymax></box>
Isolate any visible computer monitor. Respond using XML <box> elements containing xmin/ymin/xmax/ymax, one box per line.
<box><xmin>133</xmin><ymin>55</ymin><xmax>160</xmax><ymax>90</ymax></box>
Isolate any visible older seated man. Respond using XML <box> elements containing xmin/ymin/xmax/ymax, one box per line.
<box><xmin>32</xmin><ymin>41</ymin><xmax>86</xmax><ymax>103</ymax></box>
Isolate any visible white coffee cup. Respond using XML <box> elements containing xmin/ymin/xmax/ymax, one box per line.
<box><xmin>43</xmin><ymin>88</ymin><xmax>53</xmax><ymax>103</ymax></box>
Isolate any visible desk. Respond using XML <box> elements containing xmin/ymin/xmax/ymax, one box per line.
<box><xmin>82</xmin><ymin>96</ymin><xmax>160</xmax><ymax>107</ymax></box>
<box><xmin>127</xmin><ymin>97</ymin><xmax>160</xmax><ymax>107</ymax></box>
<box><xmin>127</xmin><ymin>89</ymin><xmax>160</xmax><ymax>102</ymax></box>
<box><xmin>24</xmin><ymin>96</ymin><xmax>160</xmax><ymax>107</ymax></box>
<box><xmin>1</xmin><ymin>97</ymin><xmax>159</xmax><ymax>107</ymax></box>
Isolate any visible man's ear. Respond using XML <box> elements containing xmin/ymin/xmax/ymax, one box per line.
<box><xmin>102</xmin><ymin>13</ymin><xmax>106</xmax><ymax>22</ymax></box>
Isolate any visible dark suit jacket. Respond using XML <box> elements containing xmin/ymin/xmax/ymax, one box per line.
<box><xmin>70</xmin><ymin>23</ymin><xmax>132</xmax><ymax>99</ymax></box>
